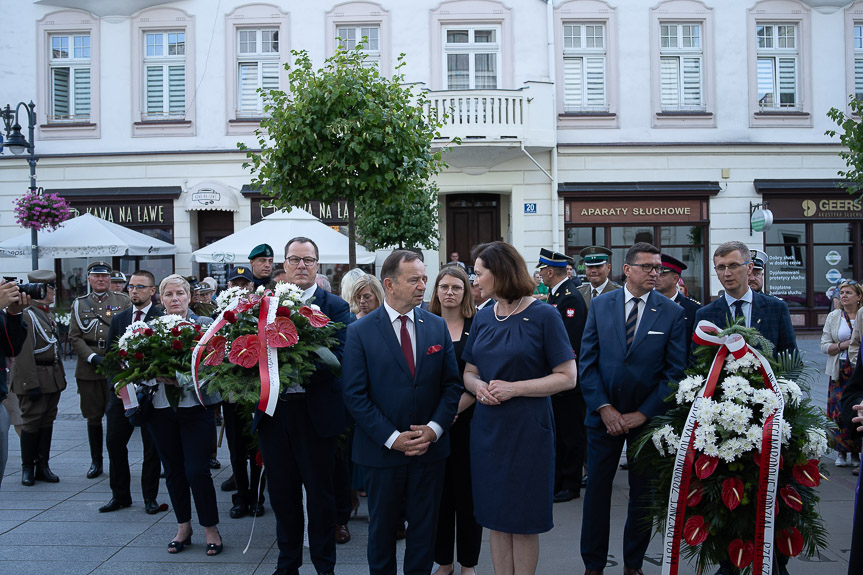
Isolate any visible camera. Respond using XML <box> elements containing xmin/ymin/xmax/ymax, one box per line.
<box><xmin>2</xmin><ymin>277</ymin><xmax>47</xmax><ymax>300</ymax></box>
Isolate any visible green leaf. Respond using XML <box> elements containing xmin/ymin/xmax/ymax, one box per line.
<box><xmin>312</xmin><ymin>345</ymin><xmax>341</xmax><ymax>376</ymax></box>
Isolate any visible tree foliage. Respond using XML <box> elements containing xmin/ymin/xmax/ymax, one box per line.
<box><xmin>238</xmin><ymin>45</ymin><xmax>448</xmax><ymax>264</ymax></box>
<box><xmin>826</xmin><ymin>97</ymin><xmax>863</xmax><ymax>197</ymax></box>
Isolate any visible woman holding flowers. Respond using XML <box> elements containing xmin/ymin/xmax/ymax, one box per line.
<box><xmin>145</xmin><ymin>274</ymin><xmax>222</xmax><ymax>556</ymax></box>
<box><xmin>821</xmin><ymin>279</ymin><xmax>863</xmax><ymax>468</ymax></box>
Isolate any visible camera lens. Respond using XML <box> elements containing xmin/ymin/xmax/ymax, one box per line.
<box><xmin>19</xmin><ymin>283</ymin><xmax>47</xmax><ymax>300</ymax></box>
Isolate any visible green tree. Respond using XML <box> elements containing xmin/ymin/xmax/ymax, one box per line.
<box><xmin>826</xmin><ymin>97</ymin><xmax>863</xmax><ymax>197</ymax></box>
<box><xmin>239</xmin><ymin>45</ymin><xmax>448</xmax><ymax>267</ymax></box>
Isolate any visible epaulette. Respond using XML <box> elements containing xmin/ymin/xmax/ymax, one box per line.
<box><xmin>689</xmin><ymin>297</ymin><xmax>702</xmax><ymax>305</ymax></box>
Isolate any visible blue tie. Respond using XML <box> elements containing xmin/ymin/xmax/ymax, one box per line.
<box><xmin>732</xmin><ymin>300</ymin><xmax>745</xmax><ymax>324</ymax></box>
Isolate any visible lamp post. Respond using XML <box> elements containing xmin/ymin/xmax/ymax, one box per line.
<box><xmin>1</xmin><ymin>100</ymin><xmax>39</xmax><ymax>270</ymax></box>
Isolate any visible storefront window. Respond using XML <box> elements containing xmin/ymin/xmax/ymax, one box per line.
<box><xmin>765</xmin><ymin>246</ymin><xmax>807</xmax><ymax>308</ymax></box>
<box><xmin>566</xmin><ymin>226</ymin><xmax>602</xmax><ymax>248</ymax></box>
<box><xmin>611</xmin><ymin>226</ymin><xmax>654</xmax><ymax>246</ymax></box>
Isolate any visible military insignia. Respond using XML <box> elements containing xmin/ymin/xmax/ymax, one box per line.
<box><xmin>565</xmin><ymin>289</ymin><xmax>571</xmax><ymax>295</ymax></box>
<box><xmin>566</xmin><ymin>308</ymin><xmax>575</xmax><ymax>317</ymax></box>
<box><xmin>238</xmin><ymin>267</ymin><xmax>245</xmax><ymax>273</ymax></box>
<box><xmin>106</xmin><ymin>311</ymin><xmax>112</xmax><ymax>316</ymax></box>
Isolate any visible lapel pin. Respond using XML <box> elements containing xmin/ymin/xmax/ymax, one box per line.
<box><xmin>523</xmin><ymin>317</ymin><xmax>530</xmax><ymax>321</ymax></box>
<box><xmin>650</xmin><ymin>308</ymin><xmax>657</xmax><ymax>312</ymax></box>
<box><xmin>418</xmin><ymin>318</ymin><xmax>424</xmax><ymax>323</ymax></box>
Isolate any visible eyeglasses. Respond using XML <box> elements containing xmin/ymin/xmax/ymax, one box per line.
<box><xmin>438</xmin><ymin>285</ymin><xmax>465</xmax><ymax>294</ymax></box>
<box><xmin>632</xmin><ymin>264</ymin><xmax>663</xmax><ymax>273</ymax></box>
<box><xmin>128</xmin><ymin>284</ymin><xmax>155</xmax><ymax>290</ymax></box>
<box><xmin>286</xmin><ymin>256</ymin><xmax>318</xmax><ymax>267</ymax></box>
<box><xmin>714</xmin><ymin>262</ymin><xmax>751</xmax><ymax>273</ymax></box>
<box><xmin>840</xmin><ymin>279</ymin><xmax>859</xmax><ymax>286</ymax></box>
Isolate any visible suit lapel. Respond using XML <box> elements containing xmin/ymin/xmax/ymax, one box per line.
<box><xmin>750</xmin><ymin>291</ymin><xmax>764</xmax><ymax>330</ymax></box>
<box><xmin>413</xmin><ymin>307</ymin><xmax>427</xmax><ymax>379</ymax></box>
<box><xmin>375</xmin><ymin>306</ymin><xmax>414</xmax><ymax>380</ymax></box>
<box><xmin>611</xmin><ymin>290</ymin><xmax>627</xmax><ymax>352</ymax></box>
<box><xmin>629</xmin><ymin>292</ymin><xmax>661</xmax><ymax>354</ymax></box>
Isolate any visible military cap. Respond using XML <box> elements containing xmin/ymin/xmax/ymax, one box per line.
<box><xmin>579</xmin><ymin>246</ymin><xmax>612</xmax><ymax>266</ymax></box>
<box><xmin>660</xmin><ymin>254</ymin><xmax>687</xmax><ymax>275</ymax></box>
<box><xmin>110</xmin><ymin>270</ymin><xmax>127</xmax><ymax>282</ymax></box>
<box><xmin>27</xmin><ymin>269</ymin><xmax>56</xmax><ymax>285</ymax></box>
<box><xmin>468</xmin><ymin>273</ymin><xmax>477</xmax><ymax>285</ymax></box>
<box><xmin>751</xmin><ymin>249</ymin><xmax>767</xmax><ymax>271</ymax></box>
<box><xmin>248</xmin><ymin>243</ymin><xmax>274</xmax><ymax>260</ymax></box>
<box><xmin>198</xmin><ymin>277</ymin><xmax>217</xmax><ymax>292</ymax></box>
<box><xmin>536</xmin><ymin>248</ymin><xmax>572</xmax><ymax>269</ymax></box>
<box><xmin>227</xmin><ymin>266</ymin><xmax>254</xmax><ymax>282</ymax></box>
<box><xmin>87</xmin><ymin>261</ymin><xmax>111</xmax><ymax>274</ymax></box>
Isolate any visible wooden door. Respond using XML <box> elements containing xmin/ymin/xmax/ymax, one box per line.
<box><xmin>446</xmin><ymin>194</ymin><xmax>501</xmax><ymax>267</ymax></box>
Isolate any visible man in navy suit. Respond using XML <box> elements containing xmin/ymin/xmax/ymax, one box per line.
<box><xmin>655</xmin><ymin>254</ymin><xmax>701</xmax><ymax>365</ymax></box>
<box><xmin>579</xmin><ymin>242</ymin><xmax>687</xmax><ymax>575</ymax></box>
<box><xmin>342</xmin><ymin>250</ymin><xmax>462</xmax><ymax>575</ymax></box>
<box><xmin>695</xmin><ymin>241</ymin><xmax>797</xmax><ymax>358</ymax></box>
<box><xmin>696</xmin><ymin>241</ymin><xmax>796</xmax><ymax>575</ymax></box>
<box><xmin>257</xmin><ymin>237</ymin><xmax>352</xmax><ymax>575</ymax></box>
<box><xmin>100</xmin><ymin>270</ymin><xmax>164</xmax><ymax>515</ymax></box>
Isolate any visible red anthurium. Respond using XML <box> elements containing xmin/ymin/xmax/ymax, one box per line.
<box><xmin>777</xmin><ymin>527</ymin><xmax>804</xmax><ymax>557</ymax></box>
<box><xmin>171</xmin><ymin>339</ymin><xmax>183</xmax><ymax>351</ymax></box>
<box><xmin>203</xmin><ymin>336</ymin><xmax>227</xmax><ymax>367</ymax></box>
<box><xmin>780</xmin><ymin>485</ymin><xmax>803</xmax><ymax>511</ymax></box>
<box><xmin>266</xmin><ymin>317</ymin><xmax>299</xmax><ymax>348</ymax></box>
<box><xmin>276</xmin><ymin>306</ymin><xmax>291</xmax><ymax>317</ymax></box>
<box><xmin>223</xmin><ymin>310</ymin><xmax>238</xmax><ymax>324</ymax></box>
<box><xmin>228</xmin><ymin>334</ymin><xmax>261</xmax><ymax>368</ymax></box>
<box><xmin>792</xmin><ymin>459</ymin><xmax>820</xmax><ymax>487</ymax></box>
<box><xmin>683</xmin><ymin>515</ymin><xmax>710</xmax><ymax>545</ymax></box>
<box><xmin>298</xmin><ymin>306</ymin><xmax>331</xmax><ymax>327</ymax></box>
<box><xmin>686</xmin><ymin>480</ymin><xmax>705</xmax><ymax>507</ymax></box>
<box><xmin>728</xmin><ymin>539</ymin><xmax>754</xmax><ymax>569</ymax></box>
<box><xmin>694</xmin><ymin>454</ymin><xmax>719</xmax><ymax>479</ymax></box>
<box><xmin>721</xmin><ymin>477</ymin><xmax>744</xmax><ymax>511</ymax></box>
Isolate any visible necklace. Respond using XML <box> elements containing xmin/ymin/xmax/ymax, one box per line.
<box><xmin>494</xmin><ymin>297</ymin><xmax>526</xmax><ymax>322</ymax></box>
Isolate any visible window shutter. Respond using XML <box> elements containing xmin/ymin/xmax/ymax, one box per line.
<box><xmin>563</xmin><ymin>57</ymin><xmax>583</xmax><ymax>111</ymax></box>
<box><xmin>856</xmin><ymin>57</ymin><xmax>863</xmax><ymax>100</ymax></box>
<box><xmin>146</xmin><ymin>65</ymin><xmax>164</xmax><ymax>116</ymax></box>
<box><xmin>584</xmin><ymin>56</ymin><xmax>605</xmax><ymax>108</ymax></box>
<box><xmin>73</xmin><ymin>67</ymin><xmax>91</xmax><ymax>117</ymax></box>
<box><xmin>756</xmin><ymin>57</ymin><xmax>775</xmax><ymax>108</ymax></box>
<box><xmin>238</xmin><ymin>62</ymin><xmax>259</xmax><ymax>113</ymax></box>
<box><xmin>51</xmin><ymin>68</ymin><xmax>70</xmax><ymax>118</ymax></box>
<box><xmin>168</xmin><ymin>65</ymin><xmax>185</xmax><ymax>115</ymax></box>
<box><xmin>660</xmin><ymin>57</ymin><xmax>680</xmax><ymax>109</ymax></box>
<box><xmin>681</xmin><ymin>57</ymin><xmax>702</xmax><ymax>107</ymax></box>
<box><xmin>777</xmin><ymin>57</ymin><xmax>796</xmax><ymax>107</ymax></box>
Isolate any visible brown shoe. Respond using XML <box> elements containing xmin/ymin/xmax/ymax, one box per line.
<box><xmin>623</xmin><ymin>568</ymin><xmax>644</xmax><ymax>575</ymax></box>
<box><xmin>335</xmin><ymin>523</ymin><xmax>351</xmax><ymax>544</ymax></box>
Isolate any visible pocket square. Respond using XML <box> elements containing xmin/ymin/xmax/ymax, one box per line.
<box><xmin>647</xmin><ymin>330</ymin><xmax>665</xmax><ymax>335</ymax></box>
<box><xmin>426</xmin><ymin>344</ymin><xmax>442</xmax><ymax>355</ymax></box>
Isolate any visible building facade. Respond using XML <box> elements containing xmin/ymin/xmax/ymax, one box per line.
<box><xmin>0</xmin><ymin>0</ymin><xmax>858</xmax><ymax>328</ymax></box>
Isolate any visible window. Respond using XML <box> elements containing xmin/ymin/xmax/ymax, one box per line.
<box><xmin>49</xmin><ymin>33</ymin><xmax>91</xmax><ymax>122</ymax></box>
<box><xmin>856</xmin><ymin>23</ymin><xmax>863</xmax><ymax>100</ymax></box>
<box><xmin>443</xmin><ymin>26</ymin><xmax>500</xmax><ymax>90</ymax></box>
<box><xmin>843</xmin><ymin>4</ymin><xmax>863</xmax><ymax>111</ymax></box>
<box><xmin>337</xmin><ymin>25</ymin><xmax>380</xmax><ymax>66</ymax></box>
<box><xmin>237</xmin><ymin>28</ymin><xmax>280</xmax><ymax>117</ymax></box>
<box><xmin>562</xmin><ymin>23</ymin><xmax>606</xmax><ymax>112</ymax></box>
<box><xmin>143</xmin><ymin>31</ymin><xmax>186</xmax><ymax>120</ymax></box>
<box><xmin>659</xmin><ymin>23</ymin><xmax>703</xmax><ymax>111</ymax></box>
<box><xmin>755</xmin><ymin>23</ymin><xmax>798</xmax><ymax>110</ymax></box>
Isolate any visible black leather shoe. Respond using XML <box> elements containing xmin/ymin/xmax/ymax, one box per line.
<box><xmin>220</xmin><ymin>474</ymin><xmax>237</xmax><ymax>492</ymax></box>
<box><xmin>250</xmin><ymin>502</ymin><xmax>266</xmax><ymax>517</ymax></box>
<box><xmin>272</xmin><ymin>568</ymin><xmax>300</xmax><ymax>575</ymax></box>
<box><xmin>21</xmin><ymin>465</ymin><xmax>35</xmax><ymax>486</ymax></box>
<box><xmin>553</xmin><ymin>488</ymin><xmax>580</xmax><ymax>502</ymax></box>
<box><xmin>581</xmin><ymin>474</ymin><xmax>588</xmax><ymax>488</ymax></box>
<box><xmin>87</xmin><ymin>460</ymin><xmax>103</xmax><ymax>479</ymax></box>
<box><xmin>144</xmin><ymin>499</ymin><xmax>160</xmax><ymax>515</ymax></box>
<box><xmin>35</xmin><ymin>463</ymin><xmax>60</xmax><ymax>483</ymax></box>
<box><xmin>99</xmin><ymin>498</ymin><xmax>132</xmax><ymax>513</ymax></box>
<box><xmin>208</xmin><ymin>458</ymin><xmax>221</xmax><ymax>469</ymax></box>
<box><xmin>230</xmin><ymin>502</ymin><xmax>249</xmax><ymax>519</ymax></box>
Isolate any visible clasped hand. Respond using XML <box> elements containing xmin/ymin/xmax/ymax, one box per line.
<box><xmin>474</xmin><ymin>379</ymin><xmax>518</xmax><ymax>405</ymax></box>
<box><xmin>392</xmin><ymin>425</ymin><xmax>436</xmax><ymax>456</ymax></box>
<box><xmin>598</xmin><ymin>405</ymin><xmax>647</xmax><ymax>436</ymax></box>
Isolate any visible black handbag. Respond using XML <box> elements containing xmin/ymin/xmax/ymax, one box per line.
<box><xmin>125</xmin><ymin>385</ymin><xmax>157</xmax><ymax>427</ymax></box>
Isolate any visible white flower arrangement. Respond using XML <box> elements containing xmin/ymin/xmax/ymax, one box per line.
<box><xmin>777</xmin><ymin>378</ymin><xmax>803</xmax><ymax>407</ymax></box>
<box><xmin>152</xmin><ymin>314</ymin><xmax>188</xmax><ymax>329</ymax></box>
<box><xmin>215</xmin><ymin>286</ymin><xmax>250</xmax><ymax>311</ymax></box>
<box><xmin>802</xmin><ymin>428</ymin><xmax>829</xmax><ymax>459</ymax></box>
<box><xmin>55</xmin><ymin>312</ymin><xmax>71</xmax><ymax>328</ymax></box>
<box><xmin>652</xmin><ymin>424</ymin><xmax>680</xmax><ymax>457</ymax></box>
<box><xmin>724</xmin><ymin>352</ymin><xmax>760</xmax><ymax>374</ymax></box>
<box><xmin>274</xmin><ymin>281</ymin><xmax>306</xmax><ymax>307</ymax></box>
<box><xmin>117</xmin><ymin>320</ymin><xmax>150</xmax><ymax>351</ymax></box>
<box><xmin>676</xmin><ymin>375</ymin><xmax>705</xmax><ymax>404</ymax></box>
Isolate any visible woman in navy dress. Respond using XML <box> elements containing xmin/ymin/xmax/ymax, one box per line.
<box><xmin>462</xmin><ymin>242</ymin><xmax>577</xmax><ymax>575</ymax></box>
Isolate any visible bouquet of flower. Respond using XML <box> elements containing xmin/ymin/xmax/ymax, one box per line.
<box><xmin>99</xmin><ymin>315</ymin><xmax>204</xmax><ymax>406</ymax></box>
<box><xmin>635</xmin><ymin>321</ymin><xmax>830</xmax><ymax>575</ymax></box>
<box><xmin>194</xmin><ymin>282</ymin><xmax>343</xmax><ymax>413</ymax></box>
<box><xmin>13</xmin><ymin>190</ymin><xmax>72</xmax><ymax>231</ymax></box>
<box><xmin>54</xmin><ymin>312</ymin><xmax>71</xmax><ymax>328</ymax></box>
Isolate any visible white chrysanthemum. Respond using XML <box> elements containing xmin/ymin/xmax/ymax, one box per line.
<box><xmin>695</xmin><ymin>398</ymin><xmax>720</xmax><ymax>425</ymax></box>
<box><xmin>256</xmin><ymin>284</ymin><xmax>266</xmax><ymax>294</ymax></box>
<box><xmin>310</xmin><ymin>303</ymin><xmax>321</xmax><ymax>311</ymax></box>
<box><xmin>716</xmin><ymin>401</ymin><xmax>754</xmax><ymax>430</ymax></box>
<box><xmin>652</xmin><ymin>424</ymin><xmax>679</xmax><ymax>457</ymax></box>
<box><xmin>274</xmin><ymin>281</ymin><xmax>304</xmax><ymax>299</ymax></box>
<box><xmin>777</xmin><ymin>378</ymin><xmax>802</xmax><ymax>407</ymax></box>
<box><xmin>751</xmin><ymin>389</ymin><xmax>782</xmax><ymax>419</ymax></box>
<box><xmin>780</xmin><ymin>420</ymin><xmax>793</xmax><ymax>444</ymax></box>
<box><xmin>745</xmin><ymin>424</ymin><xmax>763</xmax><ymax>449</ymax></box>
<box><xmin>725</xmin><ymin>352</ymin><xmax>760</xmax><ymax>374</ymax></box>
<box><xmin>721</xmin><ymin>375</ymin><xmax>755</xmax><ymax>401</ymax></box>
<box><xmin>676</xmin><ymin>375</ymin><xmax>705</xmax><ymax>405</ymax></box>
<box><xmin>802</xmin><ymin>428</ymin><xmax>829</xmax><ymax>458</ymax></box>
<box><xmin>693</xmin><ymin>423</ymin><xmax>718</xmax><ymax>455</ymax></box>
<box><xmin>215</xmin><ymin>286</ymin><xmax>249</xmax><ymax>311</ymax></box>
<box><xmin>718</xmin><ymin>438</ymin><xmax>749</xmax><ymax>462</ymax></box>
<box><xmin>652</xmin><ymin>431</ymin><xmax>668</xmax><ymax>457</ymax></box>
<box><xmin>153</xmin><ymin>314</ymin><xmax>187</xmax><ymax>329</ymax></box>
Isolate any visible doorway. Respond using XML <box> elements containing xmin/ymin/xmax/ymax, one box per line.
<box><xmin>445</xmin><ymin>194</ymin><xmax>501</xmax><ymax>267</ymax></box>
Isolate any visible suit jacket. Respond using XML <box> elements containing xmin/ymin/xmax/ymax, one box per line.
<box><xmin>694</xmin><ymin>290</ymin><xmax>797</xmax><ymax>357</ymax></box>
<box><xmin>669</xmin><ymin>291</ymin><xmax>701</xmax><ymax>364</ymax></box>
<box><xmin>0</xmin><ymin>312</ymin><xmax>26</xmax><ymax>401</ymax></box>
<box><xmin>578</xmin><ymin>280</ymin><xmax>621</xmax><ymax>310</ymax></box>
<box><xmin>579</xmin><ymin>288</ymin><xmax>686</xmax><ymax>429</ymax></box>
<box><xmin>10</xmin><ymin>307</ymin><xmax>66</xmax><ymax>395</ymax></box>
<box><xmin>547</xmin><ymin>277</ymin><xmax>588</xmax><ymax>358</ymax></box>
<box><xmin>342</xmin><ymin>305</ymin><xmax>462</xmax><ymax>467</ymax></box>
<box><xmin>106</xmin><ymin>305</ymin><xmax>165</xmax><ymax>350</ymax></box>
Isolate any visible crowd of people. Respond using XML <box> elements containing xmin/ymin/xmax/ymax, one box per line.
<box><xmin>0</xmin><ymin>236</ymin><xmax>860</xmax><ymax>575</ymax></box>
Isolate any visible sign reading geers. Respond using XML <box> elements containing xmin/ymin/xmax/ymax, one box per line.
<box><xmin>565</xmin><ymin>199</ymin><xmax>703</xmax><ymax>223</ymax></box>
<box><xmin>770</xmin><ymin>196</ymin><xmax>862</xmax><ymax>219</ymax></box>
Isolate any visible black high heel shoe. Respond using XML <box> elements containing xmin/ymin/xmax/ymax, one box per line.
<box><xmin>167</xmin><ymin>533</ymin><xmax>192</xmax><ymax>554</ymax></box>
<box><xmin>206</xmin><ymin>531</ymin><xmax>223</xmax><ymax>556</ymax></box>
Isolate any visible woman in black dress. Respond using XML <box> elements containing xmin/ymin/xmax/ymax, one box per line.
<box><xmin>430</xmin><ymin>266</ymin><xmax>480</xmax><ymax>575</ymax></box>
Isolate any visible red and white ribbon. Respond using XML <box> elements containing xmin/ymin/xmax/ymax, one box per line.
<box><xmin>191</xmin><ymin>298</ymin><xmax>240</xmax><ymax>406</ymax></box>
<box><xmin>256</xmin><ymin>296</ymin><xmax>280</xmax><ymax>416</ymax></box>
<box><xmin>117</xmin><ymin>382</ymin><xmax>138</xmax><ymax>410</ymax></box>
<box><xmin>661</xmin><ymin>320</ymin><xmax>784</xmax><ymax>575</ymax></box>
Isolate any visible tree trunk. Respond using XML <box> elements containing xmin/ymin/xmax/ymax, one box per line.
<box><xmin>348</xmin><ymin>199</ymin><xmax>357</xmax><ymax>269</ymax></box>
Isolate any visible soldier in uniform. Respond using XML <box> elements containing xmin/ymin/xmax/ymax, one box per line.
<box><xmin>748</xmin><ymin>250</ymin><xmax>767</xmax><ymax>293</ymax></box>
<box><xmin>656</xmin><ymin>254</ymin><xmax>701</xmax><ymax>365</ymax></box>
<box><xmin>69</xmin><ymin>261</ymin><xmax>131</xmax><ymax>478</ymax></box>
<box><xmin>537</xmin><ymin>249</ymin><xmax>589</xmax><ymax>503</ymax></box>
<box><xmin>110</xmin><ymin>270</ymin><xmax>127</xmax><ymax>294</ymax></box>
<box><xmin>577</xmin><ymin>246</ymin><xmax>621</xmax><ymax>309</ymax></box>
<box><xmin>191</xmin><ymin>281</ymin><xmax>217</xmax><ymax>317</ymax></box>
<box><xmin>249</xmin><ymin>243</ymin><xmax>275</xmax><ymax>290</ymax></box>
<box><xmin>9</xmin><ymin>271</ymin><xmax>66</xmax><ymax>486</ymax></box>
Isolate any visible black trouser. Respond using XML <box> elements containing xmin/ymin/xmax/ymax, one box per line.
<box><xmin>552</xmin><ymin>390</ymin><xmax>587</xmax><ymax>493</ymax></box>
<box><xmin>106</xmin><ymin>393</ymin><xmax>160</xmax><ymax>502</ymax></box>
<box><xmin>146</xmin><ymin>405</ymin><xmax>219</xmax><ymax>527</ymax></box>
<box><xmin>334</xmin><ymin>423</ymin><xmax>354</xmax><ymax>524</ymax></box>
<box><xmin>223</xmin><ymin>401</ymin><xmax>263</xmax><ymax>504</ymax></box>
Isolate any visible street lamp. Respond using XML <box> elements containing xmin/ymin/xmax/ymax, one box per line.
<box><xmin>1</xmin><ymin>100</ymin><xmax>39</xmax><ymax>270</ymax></box>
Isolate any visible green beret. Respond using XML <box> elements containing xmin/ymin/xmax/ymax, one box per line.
<box><xmin>248</xmin><ymin>243</ymin><xmax>274</xmax><ymax>260</ymax></box>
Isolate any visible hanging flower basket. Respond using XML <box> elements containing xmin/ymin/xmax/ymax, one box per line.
<box><xmin>13</xmin><ymin>190</ymin><xmax>72</xmax><ymax>232</ymax></box>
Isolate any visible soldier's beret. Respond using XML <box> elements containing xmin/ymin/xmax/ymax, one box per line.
<box><xmin>249</xmin><ymin>244</ymin><xmax>274</xmax><ymax>260</ymax></box>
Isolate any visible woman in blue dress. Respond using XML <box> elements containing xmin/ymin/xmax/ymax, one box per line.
<box><xmin>462</xmin><ymin>241</ymin><xmax>577</xmax><ymax>575</ymax></box>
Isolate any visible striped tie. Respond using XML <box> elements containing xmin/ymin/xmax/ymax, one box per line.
<box><xmin>626</xmin><ymin>298</ymin><xmax>640</xmax><ymax>349</ymax></box>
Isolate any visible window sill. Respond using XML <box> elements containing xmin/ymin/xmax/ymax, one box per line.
<box><xmin>228</xmin><ymin>118</ymin><xmax>265</xmax><ymax>136</ymax></box>
<box><xmin>38</xmin><ymin>122</ymin><xmax>99</xmax><ymax>140</ymax></box>
<box><xmin>133</xmin><ymin>119</ymin><xmax>194</xmax><ymax>137</ymax></box>
<box><xmin>558</xmin><ymin>112</ymin><xmax>618</xmax><ymax>129</ymax></box>
<box><xmin>653</xmin><ymin>111</ymin><xmax>715</xmax><ymax>129</ymax></box>
<box><xmin>750</xmin><ymin>109</ymin><xmax>812</xmax><ymax>128</ymax></box>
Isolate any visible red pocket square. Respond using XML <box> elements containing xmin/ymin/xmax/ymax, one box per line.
<box><xmin>426</xmin><ymin>344</ymin><xmax>442</xmax><ymax>355</ymax></box>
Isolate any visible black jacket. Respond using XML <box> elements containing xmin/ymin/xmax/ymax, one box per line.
<box><xmin>0</xmin><ymin>311</ymin><xmax>28</xmax><ymax>402</ymax></box>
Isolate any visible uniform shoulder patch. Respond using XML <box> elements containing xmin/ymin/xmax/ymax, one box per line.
<box><xmin>566</xmin><ymin>308</ymin><xmax>575</xmax><ymax>317</ymax></box>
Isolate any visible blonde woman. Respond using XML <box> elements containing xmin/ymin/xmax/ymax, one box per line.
<box><xmin>350</xmin><ymin>274</ymin><xmax>385</xmax><ymax>320</ymax></box>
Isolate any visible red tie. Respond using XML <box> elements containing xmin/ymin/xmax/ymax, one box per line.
<box><xmin>399</xmin><ymin>315</ymin><xmax>415</xmax><ymax>377</ymax></box>
<box><xmin>134</xmin><ymin>310</ymin><xmax>143</xmax><ymax>322</ymax></box>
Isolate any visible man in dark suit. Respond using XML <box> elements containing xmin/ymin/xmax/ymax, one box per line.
<box><xmin>579</xmin><ymin>242</ymin><xmax>687</xmax><ymax>575</ymax></box>
<box><xmin>655</xmin><ymin>254</ymin><xmax>701</xmax><ymax>365</ymax></box>
<box><xmin>99</xmin><ymin>270</ymin><xmax>164</xmax><ymax>514</ymax></box>
<box><xmin>257</xmin><ymin>237</ymin><xmax>351</xmax><ymax>575</ymax></box>
<box><xmin>695</xmin><ymin>241</ymin><xmax>796</xmax><ymax>358</ymax></box>
<box><xmin>342</xmin><ymin>250</ymin><xmax>462</xmax><ymax>575</ymax></box>
<box><xmin>697</xmin><ymin>241</ymin><xmax>796</xmax><ymax>575</ymax></box>
<box><xmin>844</xmin><ymin>357</ymin><xmax>863</xmax><ymax>575</ymax></box>
<box><xmin>538</xmin><ymin>248</ymin><xmax>588</xmax><ymax>503</ymax></box>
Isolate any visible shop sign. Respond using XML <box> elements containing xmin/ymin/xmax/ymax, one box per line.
<box><xmin>767</xmin><ymin>253</ymin><xmax>805</xmax><ymax>297</ymax></box>
<box><xmin>68</xmin><ymin>203</ymin><xmax>170</xmax><ymax>225</ymax></box>
<box><xmin>251</xmin><ymin>198</ymin><xmax>349</xmax><ymax>225</ymax></box>
<box><xmin>825</xmin><ymin>250</ymin><xmax>842</xmax><ymax>265</ymax></box>
<box><xmin>750</xmin><ymin>208</ymin><xmax>773</xmax><ymax>232</ymax></box>
<box><xmin>566</xmin><ymin>199</ymin><xmax>702</xmax><ymax>223</ymax></box>
<box><xmin>826</xmin><ymin>268</ymin><xmax>843</xmax><ymax>283</ymax></box>
<box><xmin>769</xmin><ymin>196</ymin><xmax>862</xmax><ymax>219</ymax></box>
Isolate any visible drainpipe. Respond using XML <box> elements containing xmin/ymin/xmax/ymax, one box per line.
<box><xmin>546</xmin><ymin>0</ymin><xmax>560</xmax><ymax>251</ymax></box>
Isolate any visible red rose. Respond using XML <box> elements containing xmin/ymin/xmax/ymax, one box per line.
<box><xmin>224</xmin><ymin>310</ymin><xmax>237</xmax><ymax>324</ymax></box>
<box><xmin>266</xmin><ymin>317</ymin><xmax>299</xmax><ymax>348</ymax></box>
<box><xmin>780</xmin><ymin>485</ymin><xmax>803</xmax><ymax>511</ymax></box>
<box><xmin>134</xmin><ymin>352</ymin><xmax>144</xmax><ymax>360</ymax></box>
<box><xmin>683</xmin><ymin>515</ymin><xmax>709</xmax><ymax>546</ymax></box>
<box><xmin>777</xmin><ymin>527</ymin><xmax>804</xmax><ymax>557</ymax></box>
<box><xmin>144</xmin><ymin>328</ymin><xmax>154</xmax><ymax>336</ymax></box>
<box><xmin>193</xmin><ymin>324</ymin><xmax>202</xmax><ymax>332</ymax></box>
<box><xmin>298</xmin><ymin>305</ymin><xmax>330</xmax><ymax>327</ymax></box>
<box><xmin>228</xmin><ymin>334</ymin><xmax>261</xmax><ymax>368</ymax></box>
<box><xmin>171</xmin><ymin>339</ymin><xmax>183</xmax><ymax>351</ymax></box>
<box><xmin>118</xmin><ymin>349</ymin><xmax>128</xmax><ymax>358</ymax></box>
<box><xmin>171</xmin><ymin>327</ymin><xmax>181</xmax><ymax>336</ymax></box>
<box><xmin>694</xmin><ymin>454</ymin><xmax>719</xmax><ymax>479</ymax></box>
<box><xmin>276</xmin><ymin>306</ymin><xmax>291</xmax><ymax>317</ymax></box>
<box><xmin>792</xmin><ymin>459</ymin><xmax>820</xmax><ymax>487</ymax></box>
<box><xmin>728</xmin><ymin>539</ymin><xmax>754</xmax><ymax>569</ymax></box>
<box><xmin>203</xmin><ymin>336</ymin><xmax>226</xmax><ymax>367</ymax></box>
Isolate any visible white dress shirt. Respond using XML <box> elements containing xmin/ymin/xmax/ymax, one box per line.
<box><xmin>723</xmin><ymin>288</ymin><xmax>754</xmax><ymax>328</ymax></box>
<box><xmin>623</xmin><ymin>285</ymin><xmax>650</xmax><ymax>336</ymax></box>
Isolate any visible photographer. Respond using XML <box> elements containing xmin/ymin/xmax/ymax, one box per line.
<box><xmin>1</xmin><ymin>278</ymin><xmax>30</xmax><ymax>489</ymax></box>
